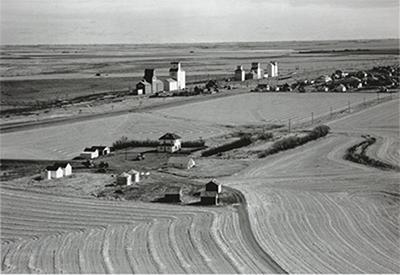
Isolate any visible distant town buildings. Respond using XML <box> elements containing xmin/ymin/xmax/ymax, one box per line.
<box><xmin>135</xmin><ymin>62</ymin><xmax>186</xmax><ymax>94</ymax></box>
<box><xmin>80</xmin><ymin>145</ymin><xmax>110</xmax><ymax>159</ymax></box>
<box><xmin>157</xmin><ymin>133</ymin><xmax>182</xmax><ymax>153</ymax></box>
<box><xmin>266</xmin><ymin>61</ymin><xmax>278</xmax><ymax>78</ymax></box>
<box><xmin>234</xmin><ymin>61</ymin><xmax>277</xmax><ymax>81</ymax></box>
<box><xmin>234</xmin><ymin>65</ymin><xmax>246</xmax><ymax>81</ymax></box>
<box><xmin>169</xmin><ymin>61</ymin><xmax>186</xmax><ymax>90</ymax></box>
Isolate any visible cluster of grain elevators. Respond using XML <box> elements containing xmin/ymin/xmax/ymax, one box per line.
<box><xmin>134</xmin><ymin>61</ymin><xmax>278</xmax><ymax>95</ymax></box>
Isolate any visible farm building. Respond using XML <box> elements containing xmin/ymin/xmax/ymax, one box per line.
<box><xmin>250</xmin><ymin>62</ymin><xmax>264</xmax><ymax>79</ymax></box>
<box><xmin>266</xmin><ymin>61</ymin><xmax>278</xmax><ymax>77</ymax></box>
<box><xmin>54</xmin><ymin>162</ymin><xmax>72</xmax><ymax>177</ymax></box>
<box><xmin>128</xmin><ymin>169</ymin><xmax>140</xmax><ymax>183</ymax></box>
<box><xmin>169</xmin><ymin>62</ymin><xmax>186</xmax><ymax>90</ymax></box>
<box><xmin>335</xmin><ymin>84</ymin><xmax>347</xmax><ymax>92</ymax></box>
<box><xmin>168</xmin><ymin>157</ymin><xmax>195</xmax><ymax>169</ymax></box>
<box><xmin>91</xmin><ymin>146</ymin><xmax>111</xmax><ymax>156</ymax></box>
<box><xmin>245</xmin><ymin>71</ymin><xmax>258</xmax><ymax>80</ymax></box>
<box><xmin>135</xmin><ymin>80</ymin><xmax>151</xmax><ymax>95</ymax></box>
<box><xmin>116</xmin><ymin>172</ymin><xmax>132</xmax><ymax>186</ymax></box>
<box><xmin>164</xmin><ymin>78</ymin><xmax>178</xmax><ymax>92</ymax></box>
<box><xmin>206</xmin><ymin>179</ymin><xmax>222</xmax><ymax>193</ymax></box>
<box><xmin>163</xmin><ymin>188</ymin><xmax>183</xmax><ymax>203</ymax></box>
<box><xmin>46</xmin><ymin>165</ymin><xmax>64</xmax><ymax>180</ymax></box>
<box><xmin>80</xmin><ymin>147</ymin><xmax>99</xmax><ymax>159</ymax></box>
<box><xmin>157</xmin><ymin>133</ymin><xmax>182</xmax><ymax>153</ymax></box>
<box><xmin>200</xmin><ymin>191</ymin><xmax>219</xmax><ymax>205</ymax></box>
<box><xmin>234</xmin><ymin>65</ymin><xmax>245</xmax><ymax>81</ymax></box>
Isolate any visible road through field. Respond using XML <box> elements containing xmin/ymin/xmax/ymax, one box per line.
<box><xmin>220</xmin><ymin>98</ymin><xmax>400</xmax><ymax>273</ymax></box>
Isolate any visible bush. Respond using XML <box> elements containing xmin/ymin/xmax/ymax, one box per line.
<box><xmin>112</xmin><ymin>136</ymin><xmax>206</xmax><ymax>150</ymax></box>
<box><xmin>112</xmin><ymin>136</ymin><xmax>159</xmax><ymax>150</ymax></box>
<box><xmin>201</xmin><ymin>136</ymin><xmax>252</xmax><ymax>157</ymax></box>
<box><xmin>258</xmin><ymin>125</ymin><xmax>330</xmax><ymax>158</ymax></box>
<box><xmin>181</xmin><ymin>140</ymin><xmax>206</xmax><ymax>148</ymax></box>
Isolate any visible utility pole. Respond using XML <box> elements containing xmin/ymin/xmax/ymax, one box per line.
<box><xmin>288</xmin><ymin>118</ymin><xmax>292</xmax><ymax>133</ymax></box>
<box><xmin>348</xmin><ymin>101</ymin><xmax>351</xmax><ymax>113</ymax></box>
<box><xmin>311</xmin><ymin>112</ymin><xmax>314</xmax><ymax>125</ymax></box>
<box><xmin>330</xmin><ymin>107</ymin><xmax>333</xmax><ymax>118</ymax></box>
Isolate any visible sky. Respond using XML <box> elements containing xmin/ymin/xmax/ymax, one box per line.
<box><xmin>0</xmin><ymin>0</ymin><xmax>399</xmax><ymax>45</ymax></box>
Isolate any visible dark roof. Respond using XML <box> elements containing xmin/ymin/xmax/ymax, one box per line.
<box><xmin>159</xmin><ymin>133</ymin><xmax>181</xmax><ymax>140</ymax></box>
<box><xmin>46</xmin><ymin>165</ymin><xmax>61</xmax><ymax>171</ymax></box>
<box><xmin>169</xmin><ymin>68</ymin><xmax>179</xmax><ymax>72</ymax></box>
<box><xmin>207</xmin><ymin>179</ymin><xmax>221</xmax><ymax>186</ymax></box>
<box><xmin>137</xmin><ymin>80</ymin><xmax>151</xmax><ymax>85</ymax></box>
<box><xmin>91</xmin><ymin>145</ymin><xmax>108</xmax><ymax>150</ymax></box>
<box><xmin>54</xmin><ymin>162</ymin><xmax>70</xmax><ymax>168</ymax></box>
<box><xmin>84</xmin><ymin>147</ymin><xmax>98</xmax><ymax>152</ymax></box>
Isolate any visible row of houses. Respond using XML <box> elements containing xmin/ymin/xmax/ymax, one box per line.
<box><xmin>116</xmin><ymin>169</ymin><xmax>141</xmax><ymax>186</ymax></box>
<box><xmin>234</xmin><ymin>62</ymin><xmax>279</xmax><ymax>81</ymax></box>
<box><xmin>46</xmin><ymin>162</ymin><xmax>72</xmax><ymax>179</ymax></box>
<box><xmin>135</xmin><ymin>62</ymin><xmax>186</xmax><ymax>95</ymax></box>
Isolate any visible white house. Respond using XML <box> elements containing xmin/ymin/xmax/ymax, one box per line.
<box><xmin>168</xmin><ymin>157</ymin><xmax>195</xmax><ymax>169</ymax></box>
<box><xmin>80</xmin><ymin>147</ymin><xmax>99</xmax><ymax>159</ymax></box>
<box><xmin>46</xmin><ymin>165</ymin><xmax>64</xmax><ymax>180</ymax></box>
<box><xmin>128</xmin><ymin>169</ymin><xmax>140</xmax><ymax>184</ymax></box>
<box><xmin>91</xmin><ymin>146</ymin><xmax>110</xmax><ymax>156</ymax></box>
<box><xmin>335</xmin><ymin>84</ymin><xmax>347</xmax><ymax>92</ymax></box>
<box><xmin>157</xmin><ymin>133</ymin><xmax>182</xmax><ymax>153</ymax></box>
<box><xmin>116</xmin><ymin>172</ymin><xmax>132</xmax><ymax>186</ymax></box>
<box><xmin>266</xmin><ymin>61</ymin><xmax>278</xmax><ymax>78</ymax></box>
<box><xmin>169</xmin><ymin>62</ymin><xmax>186</xmax><ymax>90</ymax></box>
<box><xmin>234</xmin><ymin>65</ymin><xmax>245</xmax><ymax>81</ymax></box>
<box><xmin>55</xmin><ymin>162</ymin><xmax>72</xmax><ymax>176</ymax></box>
<box><xmin>164</xmin><ymin>78</ymin><xmax>178</xmax><ymax>92</ymax></box>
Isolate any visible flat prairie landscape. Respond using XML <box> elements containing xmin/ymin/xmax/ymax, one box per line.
<box><xmin>1</xmin><ymin>39</ymin><xmax>399</xmax><ymax>274</ymax></box>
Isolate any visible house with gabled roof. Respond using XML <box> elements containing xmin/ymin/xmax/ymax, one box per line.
<box><xmin>206</xmin><ymin>179</ymin><xmax>222</xmax><ymax>194</ymax></box>
<box><xmin>157</xmin><ymin>133</ymin><xmax>182</xmax><ymax>153</ymax></box>
<box><xmin>46</xmin><ymin>165</ymin><xmax>64</xmax><ymax>179</ymax></box>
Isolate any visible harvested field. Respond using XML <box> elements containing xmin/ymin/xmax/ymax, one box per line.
<box><xmin>0</xmin><ymin>185</ymin><xmax>283</xmax><ymax>273</ymax></box>
<box><xmin>0</xmin><ymin>112</ymin><xmax>226</xmax><ymax>160</ymax></box>
<box><xmin>153</xmin><ymin>92</ymin><xmax>391</xmax><ymax>126</ymax></box>
<box><xmin>219</xmin><ymin>98</ymin><xmax>400</xmax><ymax>273</ymax></box>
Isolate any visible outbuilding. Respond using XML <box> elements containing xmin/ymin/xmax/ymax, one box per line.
<box><xmin>164</xmin><ymin>78</ymin><xmax>178</xmax><ymax>92</ymax></box>
<box><xmin>206</xmin><ymin>179</ymin><xmax>222</xmax><ymax>194</ymax></box>
<box><xmin>91</xmin><ymin>146</ymin><xmax>110</xmax><ymax>156</ymax></box>
<box><xmin>335</xmin><ymin>84</ymin><xmax>347</xmax><ymax>92</ymax></box>
<box><xmin>163</xmin><ymin>188</ymin><xmax>183</xmax><ymax>203</ymax></box>
<box><xmin>234</xmin><ymin>65</ymin><xmax>245</xmax><ymax>81</ymax></box>
<box><xmin>168</xmin><ymin>157</ymin><xmax>195</xmax><ymax>169</ymax></box>
<box><xmin>46</xmin><ymin>166</ymin><xmax>64</xmax><ymax>180</ymax></box>
<box><xmin>116</xmin><ymin>172</ymin><xmax>132</xmax><ymax>186</ymax></box>
<box><xmin>54</xmin><ymin>162</ymin><xmax>72</xmax><ymax>176</ymax></box>
<box><xmin>80</xmin><ymin>147</ymin><xmax>99</xmax><ymax>159</ymax></box>
<box><xmin>200</xmin><ymin>191</ymin><xmax>219</xmax><ymax>205</ymax></box>
<box><xmin>136</xmin><ymin>80</ymin><xmax>152</xmax><ymax>95</ymax></box>
<box><xmin>128</xmin><ymin>169</ymin><xmax>140</xmax><ymax>183</ymax></box>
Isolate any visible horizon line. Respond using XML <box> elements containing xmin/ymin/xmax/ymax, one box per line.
<box><xmin>1</xmin><ymin>37</ymin><xmax>399</xmax><ymax>47</ymax></box>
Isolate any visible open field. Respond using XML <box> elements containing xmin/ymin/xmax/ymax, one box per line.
<box><xmin>219</xmin><ymin>99</ymin><xmax>400</xmax><ymax>273</ymax></box>
<box><xmin>153</xmin><ymin>92</ymin><xmax>392</xmax><ymax>126</ymax></box>
<box><xmin>0</xmin><ymin>92</ymin><xmax>393</xmax><ymax>160</ymax></box>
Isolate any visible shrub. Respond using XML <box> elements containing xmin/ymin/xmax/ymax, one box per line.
<box><xmin>112</xmin><ymin>137</ymin><xmax>158</xmax><ymax>150</ymax></box>
<box><xmin>201</xmin><ymin>136</ymin><xmax>252</xmax><ymax>157</ymax></box>
<box><xmin>258</xmin><ymin>125</ymin><xmax>330</xmax><ymax>158</ymax></box>
<box><xmin>181</xmin><ymin>140</ymin><xmax>206</xmax><ymax>148</ymax></box>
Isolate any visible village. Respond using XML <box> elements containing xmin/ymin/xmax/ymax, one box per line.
<box><xmin>10</xmin><ymin>59</ymin><xmax>399</xmax><ymax>208</ymax></box>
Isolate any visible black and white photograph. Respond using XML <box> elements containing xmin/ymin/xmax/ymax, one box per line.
<box><xmin>0</xmin><ymin>0</ymin><xmax>399</xmax><ymax>273</ymax></box>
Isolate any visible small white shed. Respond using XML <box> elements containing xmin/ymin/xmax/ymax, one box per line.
<box><xmin>168</xmin><ymin>157</ymin><xmax>195</xmax><ymax>169</ymax></box>
<box><xmin>128</xmin><ymin>169</ymin><xmax>140</xmax><ymax>184</ymax></box>
<box><xmin>116</xmin><ymin>172</ymin><xmax>132</xmax><ymax>186</ymax></box>
<box><xmin>55</xmin><ymin>162</ymin><xmax>72</xmax><ymax>176</ymax></box>
<box><xmin>46</xmin><ymin>166</ymin><xmax>64</xmax><ymax>180</ymax></box>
